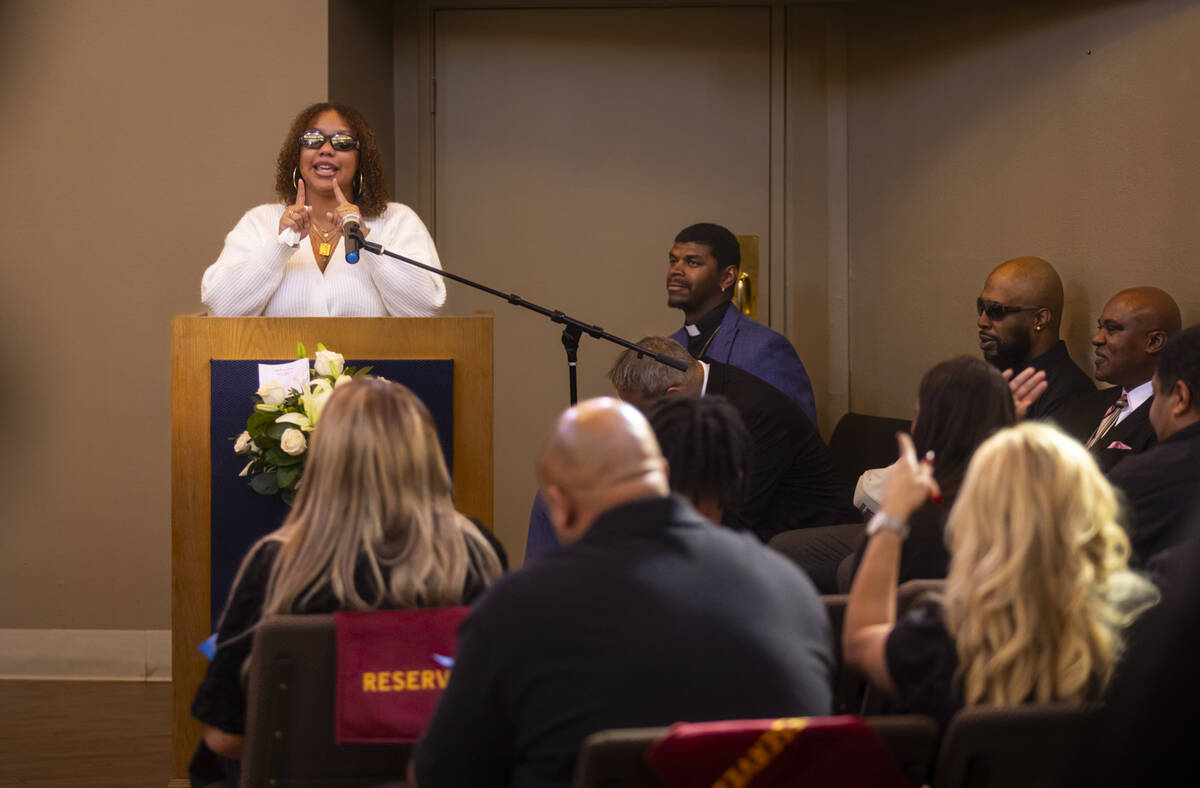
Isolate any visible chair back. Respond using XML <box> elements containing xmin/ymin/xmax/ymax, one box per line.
<box><xmin>897</xmin><ymin>579</ymin><xmax>944</xmax><ymax>615</ymax></box>
<box><xmin>932</xmin><ymin>703</ymin><xmax>1100</xmax><ymax>788</ymax></box>
<box><xmin>240</xmin><ymin>614</ymin><xmax>411</xmax><ymax>788</ymax></box>
<box><xmin>573</xmin><ymin>716</ymin><xmax>938</xmax><ymax>788</ymax></box>
<box><xmin>828</xmin><ymin>412</ymin><xmax>913</xmax><ymax>491</ymax></box>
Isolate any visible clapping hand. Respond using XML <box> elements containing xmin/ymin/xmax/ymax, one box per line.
<box><xmin>278</xmin><ymin>179</ymin><xmax>312</xmax><ymax>239</ymax></box>
<box><xmin>1003</xmin><ymin>366</ymin><xmax>1048</xmax><ymax>420</ymax></box>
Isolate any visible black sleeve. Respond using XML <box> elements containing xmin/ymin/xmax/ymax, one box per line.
<box><xmin>190</xmin><ymin>540</ymin><xmax>280</xmax><ymax>734</ymax></box>
<box><xmin>884</xmin><ymin>603</ymin><xmax>962</xmax><ymax>728</ymax></box>
<box><xmin>413</xmin><ymin>603</ymin><xmax>513</xmax><ymax>788</ymax></box>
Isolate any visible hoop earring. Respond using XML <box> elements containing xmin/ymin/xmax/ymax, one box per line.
<box><xmin>292</xmin><ymin>167</ymin><xmax>299</xmax><ymax>189</ymax></box>
<box><xmin>352</xmin><ymin>170</ymin><xmax>363</xmax><ymax>199</ymax></box>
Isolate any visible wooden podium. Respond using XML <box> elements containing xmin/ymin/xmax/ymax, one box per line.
<box><xmin>169</xmin><ymin>315</ymin><xmax>493</xmax><ymax>785</ymax></box>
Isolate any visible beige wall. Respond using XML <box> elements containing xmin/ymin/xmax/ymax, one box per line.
<box><xmin>844</xmin><ymin>0</ymin><xmax>1200</xmax><ymax>419</ymax></box>
<box><xmin>0</xmin><ymin>1</ymin><xmax>327</xmax><ymax>630</ymax></box>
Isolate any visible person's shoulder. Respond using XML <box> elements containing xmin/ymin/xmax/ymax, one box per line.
<box><xmin>729</xmin><ymin>311</ymin><xmax>796</xmax><ymax>348</ymax></box>
<box><xmin>242</xmin><ymin>203</ymin><xmax>286</xmax><ymax>223</ymax></box>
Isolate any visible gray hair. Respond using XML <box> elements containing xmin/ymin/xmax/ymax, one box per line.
<box><xmin>608</xmin><ymin>337</ymin><xmax>693</xmax><ymax>397</ymax></box>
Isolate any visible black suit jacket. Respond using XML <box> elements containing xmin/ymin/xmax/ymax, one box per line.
<box><xmin>1108</xmin><ymin>421</ymin><xmax>1200</xmax><ymax>565</ymax></box>
<box><xmin>1054</xmin><ymin>386</ymin><xmax>1157</xmax><ymax>473</ymax></box>
<box><xmin>704</xmin><ymin>360</ymin><xmax>854</xmax><ymax>539</ymax></box>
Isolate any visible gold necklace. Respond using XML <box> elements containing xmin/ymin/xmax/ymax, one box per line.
<box><xmin>309</xmin><ymin>224</ymin><xmax>339</xmax><ymax>259</ymax></box>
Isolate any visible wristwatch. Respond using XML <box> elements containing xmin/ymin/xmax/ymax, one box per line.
<box><xmin>866</xmin><ymin>511</ymin><xmax>910</xmax><ymax>540</ymax></box>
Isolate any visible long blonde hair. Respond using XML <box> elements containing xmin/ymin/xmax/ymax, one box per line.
<box><xmin>943</xmin><ymin>421</ymin><xmax>1156</xmax><ymax>708</ymax></box>
<box><xmin>244</xmin><ymin>378</ymin><xmax>499</xmax><ymax>618</ymax></box>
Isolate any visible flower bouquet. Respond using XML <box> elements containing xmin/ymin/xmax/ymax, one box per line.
<box><xmin>233</xmin><ymin>342</ymin><xmax>371</xmax><ymax>504</ymax></box>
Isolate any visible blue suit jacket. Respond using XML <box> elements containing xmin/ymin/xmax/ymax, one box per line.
<box><xmin>670</xmin><ymin>306</ymin><xmax>817</xmax><ymax>426</ymax></box>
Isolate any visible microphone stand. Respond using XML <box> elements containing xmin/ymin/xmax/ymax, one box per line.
<box><xmin>355</xmin><ymin>232</ymin><xmax>690</xmax><ymax>406</ymax></box>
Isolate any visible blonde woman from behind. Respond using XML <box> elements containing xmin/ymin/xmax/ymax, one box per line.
<box><xmin>843</xmin><ymin>421</ymin><xmax>1156</xmax><ymax>726</ymax></box>
<box><xmin>190</xmin><ymin>379</ymin><xmax>502</xmax><ymax>784</ymax></box>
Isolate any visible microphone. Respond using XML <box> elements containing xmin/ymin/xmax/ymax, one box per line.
<box><xmin>343</xmin><ymin>213</ymin><xmax>362</xmax><ymax>264</ymax></box>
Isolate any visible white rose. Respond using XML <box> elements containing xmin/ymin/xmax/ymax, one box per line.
<box><xmin>334</xmin><ymin>374</ymin><xmax>353</xmax><ymax>388</ymax></box>
<box><xmin>257</xmin><ymin>380</ymin><xmax>287</xmax><ymax>406</ymax></box>
<box><xmin>280</xmin><ymin>428</ymin><xmax>307</xmax><ymax>456</ymax></box>
<box><xmin>234</xmin><ymin>431</ymin><xmax>253</xmax><ymax>454</ymax></box>
<box><xmin>314</xmin><ymin>349</ymin><xmax>345</xmax><ymax>378</ymax></box>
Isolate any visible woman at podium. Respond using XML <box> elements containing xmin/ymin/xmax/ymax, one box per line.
<box><xmin>202</xmin><ymin>102</ymin><xmax>446</xmax><ymax>317</ymax></box>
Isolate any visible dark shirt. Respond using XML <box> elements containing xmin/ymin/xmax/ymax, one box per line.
<box><xmin>1108</xmin><ymin>420</ymin><xmax>1200</xmax><ymax>565</ymax></box>
<box><xmin>685</xmin><ymin>301</ymin><xmax>732</xmax><ymax>358</ymax></box>
<box><xmin>415</xmin><ymin>496</ymin><xmax>834</xmax><ymax>788</ymax></box>
<box><xmin>849</xmin><ymin>499</ymin><xmax>952</xmax><ymax>585</ymax></box>
<box><xmin>1025</xmin><ymin>340</ymin><xmax>1095</xmax><ymax>422</ymax></box>
<box><xmin>706</xmin><ymin>361</ymin><xmax>854</xmax><ymax>538</ymax></box>
<box><xmin>886</xmin><ymin>602</ymin><xmax>962</xmax><ymax>729</ymax></box>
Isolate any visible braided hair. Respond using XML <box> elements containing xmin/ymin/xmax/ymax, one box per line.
<box><xmin>645</xmin><ymin>395</ymin><xmax>752</xmax><ymax>514</ymax></box>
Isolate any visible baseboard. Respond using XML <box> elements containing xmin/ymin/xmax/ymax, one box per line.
<box><xmin>0</xmin><ymin>628</ymin><xmax>171</xmax><ymax>681</ymax></box>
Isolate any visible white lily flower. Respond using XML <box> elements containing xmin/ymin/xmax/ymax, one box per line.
<box><xmin>276</xmin><ymin>412</ymin><xmax>313</xmax><ymax>432</ymax></box>
<box><xmin>238</xmin><ymin>460</ymin><xmax>254</xmax><ymax>477</ymax></box>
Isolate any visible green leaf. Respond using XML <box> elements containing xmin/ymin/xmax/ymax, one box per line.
<box><xmin>266</xmin><ymin>422</ymin><xmax>290</xmax><ymax>440</ymax></box>
<box><xmin>247</xmin><ymin>411</ymin><xmax>275</xmax><ymax>432</ymax></box>
<box><xmin>277</xmin><ymin>463</ymin><xmax>301</xmax><ymax>488</ymax></box>
<box><xmin>249</xmin><ymin>471</ymin><xmax>279</xmax><ymax>495</ymax></box>
<box><xmin>266</xmin><ymin>447</ymin><xmax>303</xmax><ymax>466</ymax></box>
<box><xmin>353</xmin><ymin>366</ymin><xmax>373</xmax><ymax>378</ymax></box>
<box><xmin>297</xmin><ymin>341</ymin><xmax>307</xmax><ymax>358</ymax></box>
<box><xmin>280</xmin><ymin>487</ymin><xmax>297</xmax><ymax>506</ymax></box>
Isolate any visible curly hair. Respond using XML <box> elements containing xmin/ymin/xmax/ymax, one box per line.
<box><xmin>943</xmin><ymin>421</ymin><xmax>1157</xmax><ymax>708</ymax></box>
<box><xmin>274</xmin><ymin>102</ymin><xmax>389</xmax><ymax>218</ymax></box>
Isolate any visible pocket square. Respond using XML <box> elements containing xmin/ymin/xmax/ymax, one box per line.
<box><xmin>1106</xmin><ymin>440</ymin><xmax>1133</xmax><ymax>451</ymax></box>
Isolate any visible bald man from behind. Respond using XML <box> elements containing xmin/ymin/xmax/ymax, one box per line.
<box><xmin>413</xmin><ymin>398</ymin><xmax>833</xmax><ymax>788</ymax></box>
<box><xmin>976</xmin><ymin>256</ymin><xmax>1094</xmax><ymax>420</ymax></box>
<box><xmin>1056</xmin><ymin>287</ymin><xmax>1182</xmax><ymax>472</ymax></box>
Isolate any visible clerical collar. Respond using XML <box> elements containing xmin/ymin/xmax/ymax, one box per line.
<box><xmin>684</xmin><ymin>302</ymin><xmax>731</xmax><ymax>357</ymax></box>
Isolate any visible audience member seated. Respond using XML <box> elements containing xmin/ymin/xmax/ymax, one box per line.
<box><xmin>411</xmin><ymin>398</ymin><xmax>833</xmax><ymax>788</ymax></box>
<box><xmin>609</xmin><ymin>336</ymin><xmax>853</xmax><ymax>540</ymax></box>
<box><xmin>1108</xmin><ymin>325</ymin><xmax>1200</xmax><ymax>566</ymax></box>
<box><xmin>842</xmin><ymin>423</ymin><xmax>1157</xmax><ymax>728</ymax></box>
<box><xmin>976</xmin><ymin>256</ymin><xmax>1094</xmax><ymax>419</ymax></box>
<box><xmin>774</xmin><ymin>356</ymin><xmax>1017</xmax><ymax>594</ymax></box>
<box><xmin>644</xmin><ymin>395</ymin><xmax>753</xmax><ymax>525</ymax></box>
<box><xmin>189</xmin><ymin>379</ymin><xmax>502</xmax><ymax>786</ymax></box>
<box><xmin>666</xmin><ymin>222</ymin><xmax>817</xmax><ymax>423</ymax></box>
<box><xmin>1056</xmin><ymin>287</ymin><xmax>1182</xmax><ymax>471</ymax></box>
<box><xmin>837</xmin><ymin>357</ymin><xmax>1016</xmax><ymax>590</ymax></box>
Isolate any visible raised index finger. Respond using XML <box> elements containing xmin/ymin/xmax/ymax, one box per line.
<box><xmin>294</xmin><ymin>178</ymin><xmax>306</xmax><ymax>208</ymax></box>
<box><xmin>332</xmin><ymin>178</ymin><xmax>348</xmax><ymax>205</ymax></box>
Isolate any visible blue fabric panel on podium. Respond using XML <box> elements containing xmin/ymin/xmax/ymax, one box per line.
<box><xmin>209</xmin><ymin>359</ymin><xmax>454</xmax><ymax>630</ymax></box>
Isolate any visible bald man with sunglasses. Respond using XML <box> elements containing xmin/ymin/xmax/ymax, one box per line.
<box><xmin>976</xmin><ymin>256</ymin><xmax>1094</xmax><ymax>421</ymax></box>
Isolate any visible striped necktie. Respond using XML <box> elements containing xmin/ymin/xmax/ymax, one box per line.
<box><xmin>1086</xmin><ymin>393</ymin><xmax>1129</xmax><ymax>449</ymax></box>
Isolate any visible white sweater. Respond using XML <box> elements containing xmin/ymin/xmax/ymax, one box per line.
<box><xmin>201</xmin><ymin>203</ymin><xmax>447</xmax><ymax>317</ymax></box>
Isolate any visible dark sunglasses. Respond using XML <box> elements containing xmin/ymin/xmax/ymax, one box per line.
<box><xmin>299</xmin><ymin>130</ymin><xmax>360</xmax><ymax>151</ymax></box>
<box><xmin>976</xmin><ymin>298</ymin><xmax>1044</xmax><ymax>321</ymax></box>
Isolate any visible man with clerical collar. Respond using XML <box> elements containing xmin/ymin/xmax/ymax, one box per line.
<box><xmin>412</xmin><ymin>398</ymin><xmax>832</xmax><ymax>788</ymax></box>
<box><xmin>976</xmin><ymin>256</ymin><xmax>1094</xmax><ymax>420</ymax></box>
<box><xmin>666</xmin><ymin>222</ymin><xmax>817</xmax><ymax>426</ymax></box>
<box><xmin>1108</xmin><ymin>325</ymin><xmax>1200</xmax><ymax>566</ymax></box>
<box><xmin>1056</xmin><ymin>287</ymin><xmax>1181</xmax><ymax>472</ymax></box>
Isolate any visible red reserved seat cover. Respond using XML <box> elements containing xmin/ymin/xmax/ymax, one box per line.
<box><xmin>645</xmin><ymin>715</ymin><xmax>912</xmax><ymax>788</ymax></box>
<box><xmin>334</xmin><ymin>607</ymin><xmax>470</xmax><ymax>744</ymax></box>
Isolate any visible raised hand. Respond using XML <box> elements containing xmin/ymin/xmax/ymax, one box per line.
<box><xmin>328</xmin><ymin>180</ymin><xmax>362</xmax><ymax>233</ymax></box>
<box><xmin>880</xmin><ymin>432</ymin><xmax>940</xmax><ymax>521</ymax></box>
<box><xmin>278</xmin><ymin>178</ymin><xmax>311</xmax><ymax>240</ymax></box>
<box><xmin>1002</xmin><ymin>366</ymin><xmax>1048</xmax><ymax>420</ymax></box>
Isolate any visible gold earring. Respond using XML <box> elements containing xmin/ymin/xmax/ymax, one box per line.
<box><xmin>292</xmin><ymin>167</ymin><xmax>299</xmax><ymax>188</ymax></box>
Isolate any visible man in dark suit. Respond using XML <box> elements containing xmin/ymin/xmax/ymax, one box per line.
<box><xmin>1108</xmin><ymin>325</ymin><xmax>1200</xmax><ymax>565</ymax></box>
<box><xmin>665</xmin><ymin>222</ymin><xmax>817</xmax><ymax>425</ymax></box>
<box><xmin>1056</xmin><ymin>287</ymin><xmax>1181</xmax><ymax>472</ymax></box>
<box><xmin>976</xmin><ymin>256</ymin><xmax>1094</xmax><ymax>419</ymax></box>
<box><xmin>413</xmin><ymin>398</ymin><xmax>833</xmax><ymax>788</ymax></box>
<box><xmin>609</xmin><ymin>336</ymin><xmax>853</xmax><ymax>540</ymax></box>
